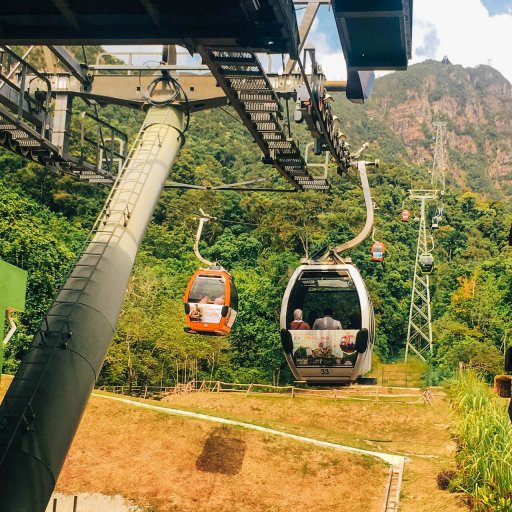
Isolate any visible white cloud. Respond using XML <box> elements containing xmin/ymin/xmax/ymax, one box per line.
<box><xmin>413</xmin><ymin>0</ymin><xmax>512</xmax><ymax>82</ymax></box>
<box><xmin>307</xmin><ymin>11</ymin><xmax>347</xmax><ymax>80</ymax></box>
<box><xmin>303</xmin><ymin>1</ymin><xmax>512</xmax><ymax>84</ymax></box>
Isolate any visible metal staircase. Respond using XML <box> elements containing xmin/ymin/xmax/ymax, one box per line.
<box><xmin>0</xmin><ymin>108</ymin><xmax>176</xmax><ymax>464</ymax></box>
<box><xmin>201</xmin><ymin>49</ymin><xmax>330</xmax><ymax>191</ymax></box>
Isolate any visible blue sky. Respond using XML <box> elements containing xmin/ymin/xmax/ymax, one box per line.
<box><xmin>105</xmin><ymin>1</ymin><xmax>512</xmax><ymax>84</ymax></box>
<box><xmin>307</xmin><ymin>0</ymin><xmax>512</xmax><ymax>83</ymax></box>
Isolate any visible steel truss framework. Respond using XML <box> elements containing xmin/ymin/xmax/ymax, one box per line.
<box><xmin>431</xmin><ymin>121</ymin><xmax>447</xmax><ymax>194</ymax></box>
<box><xmin>405</xmin><ymin>189</ymin><xmax>438</xmax><ymax>362</ymax></box>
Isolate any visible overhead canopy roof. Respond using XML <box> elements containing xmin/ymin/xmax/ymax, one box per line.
<box><xmin>0</xmin><ymin>0</ymin><xmax>299</xmax><ymax>57</ymax></box>
<box><xmin>332</xmin><ymin>0</ymin><xmax>413</xmax><ymax>70</ymax></box>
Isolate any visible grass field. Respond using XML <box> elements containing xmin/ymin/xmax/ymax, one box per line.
<box><xmin>0</xmin><ymin>374</ymin><xmax>466</xmax><ymax>511</ymax></box>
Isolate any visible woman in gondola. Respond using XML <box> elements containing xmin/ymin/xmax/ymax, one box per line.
<box><xmin>289</xmin><ymin>309</ymin><xmax>310</xmax><ymax>330</ymax></box>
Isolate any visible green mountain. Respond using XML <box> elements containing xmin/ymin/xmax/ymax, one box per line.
<box><xmin>336</xmin><ymin>60</ymin><xmax>512</xmax><ymax>198</ymax></box>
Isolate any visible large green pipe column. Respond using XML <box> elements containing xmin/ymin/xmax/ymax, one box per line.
<box><xmin>0</xmin><ymin>105</ymin><xmax>184</xmax><ymax>511</ymax></box>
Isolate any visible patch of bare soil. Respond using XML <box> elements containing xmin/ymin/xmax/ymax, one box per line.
<box><xmin>55</xmin><ymin>396</ymin><xmax>388</xmax><ymax>512</ymax></box>
<box><xmin>159</xmin><ymin>390</ymin><xmax>466</xmax><ymax>511</ymax></box>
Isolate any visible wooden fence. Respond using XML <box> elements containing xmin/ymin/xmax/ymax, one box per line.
<box><xmin>97</xmin><ymin>376</ymin><xmax>440</xmax><ymax>404</ymax></box>
<box><xmin>48</xmin><ymin>496</ymin><xmax>78</xmax><ymax>512</ymax></box>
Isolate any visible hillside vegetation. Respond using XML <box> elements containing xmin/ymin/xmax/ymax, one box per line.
<box><xmin>0</xmin><ymin>59</ymin><xmax>511</xmax><ymax>388</ymax></box>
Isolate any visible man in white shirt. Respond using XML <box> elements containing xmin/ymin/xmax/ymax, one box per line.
<box><xmin>313</xmin><ymin>308</ymin><xmax>342</xmax><ymax>330</ymax></box>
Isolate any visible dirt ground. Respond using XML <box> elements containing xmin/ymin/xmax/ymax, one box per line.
<box><xmin>0</xmin><ymin>375</ymin><xmax>465</xmax><ymax>511</ymax></box>
<box><xmin>55</xmin><ymin>396</ymin><xmax>388</xmax><ymax>512</ymax></box>
<box><xmin>157</xmin><ymin>388</ymin><xmax>466</xmax><ymax>512</ymax></box>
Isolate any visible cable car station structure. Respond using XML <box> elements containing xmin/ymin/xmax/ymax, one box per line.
<box><xmin>0</xmin><ymin>1</ymin><xmax>414</xmax><ymax>510</ymax></box>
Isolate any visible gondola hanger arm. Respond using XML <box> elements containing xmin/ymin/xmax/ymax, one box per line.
<box><xmin>320</xmin><ymin>151</ymin><xmax>378</xmax><ymax>262</ymax></box>
<box><xmin>429</xmin><ymin>233</ymin><xmax>435</xmax><ymax>253</ymax></box>
<box><xmin>193</xmin><ymin>210</ymin><xmax>214</xmax><ymax>267</ymax></box>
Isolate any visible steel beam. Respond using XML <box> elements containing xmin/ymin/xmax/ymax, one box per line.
<box><xmin>47</xmin><ymin>46</ymin><xmax>90</xmax><ymax>85</ymax></box>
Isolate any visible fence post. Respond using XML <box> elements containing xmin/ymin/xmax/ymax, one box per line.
<box><xmin>73</xmin><ymin>496</ymin><xmax>78</xmax><ymax>512</ymax></box>
<box><xmin>291</xmin><ymin>387</ymin><xmax>295</xmax><ymax>398</ymax></box>
<box><xmin>53</xmin><ymin>498</ymin><xmax>58</xmax><ymax>512</ymax></box>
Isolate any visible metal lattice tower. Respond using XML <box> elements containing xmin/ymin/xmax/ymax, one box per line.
<box><xmin>405</xmin><ymin>189</ymin><xmax>438</xmax><ymax>362</ymax></box>
<box><xmin>431</xmin><ymin>121</ymin><xmax>447</xmax><ymax>194</ymax></box>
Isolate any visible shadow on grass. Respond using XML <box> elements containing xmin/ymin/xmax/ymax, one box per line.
<box><xmin>196</xmin><ymin>428</ymin><xmax>246</xmax><ymax>475</ymax></box>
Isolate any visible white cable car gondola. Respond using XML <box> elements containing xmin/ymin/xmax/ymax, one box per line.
<box><xmin>279</xmin><ymin>159</ymin><xmax>376</xmax><ymax>385</ymax></box>
<box><xmin>280</xmin><ymin>263</ymin><xmax>374</xmax><ymax>385</ymax></box>
<box><xmin>419</xmin><ymin>253</ymin><xmax>434</xmax><ymax>274</ymax></box>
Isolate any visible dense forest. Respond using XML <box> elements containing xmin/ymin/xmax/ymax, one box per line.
<box><xmin>0</xmin><ymin>59</ymin><xmax>511</xmax><ymax>387</ymax></box>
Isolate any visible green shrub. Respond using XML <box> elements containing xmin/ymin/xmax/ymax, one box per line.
<box><xmin>448</xmin><ymin>371</ymin><xmax>512</xmax><ymax>509</ymax></box>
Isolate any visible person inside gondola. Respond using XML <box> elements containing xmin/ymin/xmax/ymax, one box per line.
<box><xmin>199</xmin><ymin>295</ymin><xmax>214</xmax><ymax>304</ymax></box>
<box><xmin>313</xmin><ymin>308</ymin><xmax>342</xmax><ymax>330</ymax></box>
<box><xmin>289</xmin><ymin>309</ymin><xmax>310</xmax><ymax>330</ymax></box>
<box><xmin>213</xmin><ymin>294</ymin><xmax>225</xmax><ymax>305</ymax></box>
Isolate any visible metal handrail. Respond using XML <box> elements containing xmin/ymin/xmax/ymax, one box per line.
<box><xmin>77</xmin><ymin>110</ymin><xmax>128</xmax><ymax>175</ymax></box>
<box><xmin>0</xmin><ymin>45</ymin><xmax>52</xmax><ymax>136</ymax></box>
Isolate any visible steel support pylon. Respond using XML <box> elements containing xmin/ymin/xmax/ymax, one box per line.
<box><xmin>405</xmin><ymin>190</ymin><xmax>438</xmax><ymax>362</ymax></box>
<box><xmin>431</xmin><ymin>121</ymin><xmax>447</xmax><ymax>195</ymax></box>
<box><xmin>0</xmin><ymin>104</ymin><xmax>185</xmax><ymax>512</ymax></box>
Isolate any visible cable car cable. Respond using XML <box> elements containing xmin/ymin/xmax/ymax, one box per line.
<box><xmin>218</xmin><ymin>106</ymin><xmax>245</xmax><ymax>125</ymax></box>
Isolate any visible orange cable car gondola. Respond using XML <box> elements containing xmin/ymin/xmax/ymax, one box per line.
<box><xmin>184</xmin><ymin>267</ymin><xmax>238</xmax><ymax>335</ymax></box>
<box><xmin>183</xmin><ymin>210</ymin><xmax>238</xmax><ymax>336</ymax></box>
<box><xmin>371</xmin><ymin>241</ymin><xmax>385</xmax><ymax>262</ymax></box>
<box><xmin>401</xmin><ymin>209</ymin><xmax>410</xmax><ymax>222</ymax></box>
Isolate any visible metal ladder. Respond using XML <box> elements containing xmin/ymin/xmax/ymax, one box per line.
<box><xmin>200</xmin><ymin>49</ymin><xmax>330</xmax><ymax>191</ymax></box>
<box><xmin>0</xmin><ymin>108</ymin><xmax>175</xmax><ymax>463</ymax></box>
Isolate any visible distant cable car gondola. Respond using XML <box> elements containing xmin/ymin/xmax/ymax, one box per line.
<box><xmin>371</xmin><ymin>241</ymin><xmax>385</xmax><ymax>262</ymax></box>
<box><xmin>280</xmin><ymin>159</ymin><xmax>376</xmax><ymax>385</ymax></box>
<box><xmin>183</xmin><ymin>210</ymin><xmax>238</xmax><ymax>336</ymax></box>
<box><xmin>431</xmin><ymin>207</ymin><xmax>443</xmax><ymax>230</ymax></box>
<box><xmin>419</xmin><ymin>253</ymin><xmax>434</xmax><ymax>274</ymax></box>
<box><xmin>401</xmin><ymin>209</ymin><xmax>410</xmax><ymax>222</ymax></box>
<box><xmin>280</xmin><ymin>263</ymin><xmax>374</xmax><ymax>385</ymax></box>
